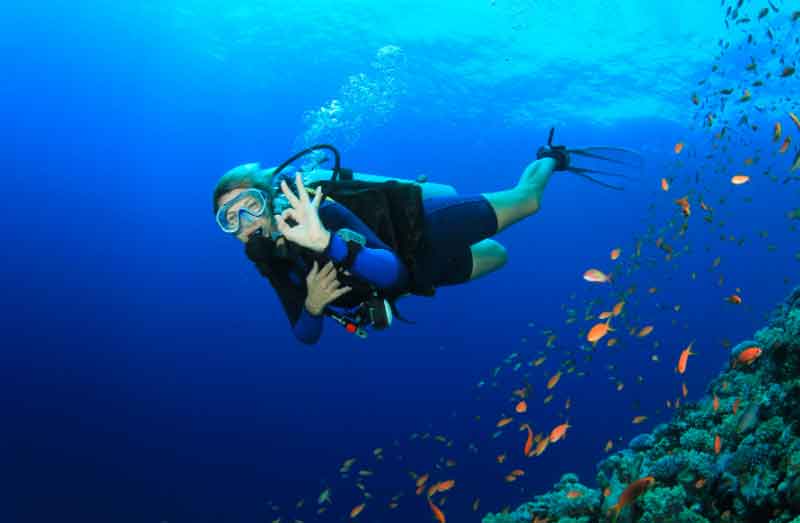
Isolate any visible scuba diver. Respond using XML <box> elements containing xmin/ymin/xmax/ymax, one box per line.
<box><xmin>213</xmin><ymin>129</ymin><xmax>641</xmax><ymax>344</ymax></box>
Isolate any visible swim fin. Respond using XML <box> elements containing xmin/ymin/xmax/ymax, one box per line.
<box><xmin>542</xmin><ymin>128</ymin><xmax>645</xmax><ymax>191</ymax></box>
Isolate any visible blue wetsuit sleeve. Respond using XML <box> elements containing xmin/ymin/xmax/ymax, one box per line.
<box><xmin>266</xmin><ymin>268</ymin><xmax>324</xmax><ymax>345</ymax></box>
<box><xmin>319</xmin><ymin>203</ymin><xmax>410</xmax><ymax>290</ymax></box>
<box><xmin>293</xmin><ymin>306</ymin><xmax>324</xmax><ymax>345</ymax></box>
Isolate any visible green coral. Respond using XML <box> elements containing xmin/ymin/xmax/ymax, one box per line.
<box><xmin>680</xmin><ymin>428</ymin><xmax>712</xmax><ymax>452</ymax></box>
<box><xmin>754</xmin><ymin>415</ymin><xmax>785</xmax><ymax>443</ymax></box>
<box><xmin>638</xmin><ymin>486</ymin><xmax>686</xmax><ymax>523</ymax></box>
<box><xmin>490</xmin><ymin>287</ymin><xmax>800</xmax><ymax>523</ymax></box>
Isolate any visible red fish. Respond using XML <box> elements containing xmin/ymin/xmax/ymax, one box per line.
<box><xmin>521</xmin><ymin>423</ymin><xmax>534</xmax><ymax>457</ymax></box>
<box><xmin>734</xmin><ymin>346</ymin><xmax>763</xmax><ymax>367</ymax></box>
<box><xmin>549</xmin><ymin>422</ymin><xmax>571</xmax><ymax>443</ymax></box>
<box><xmin>677</xmin><ymin>341</ymin><xmax>695</xmax><ymax>374</ymax></box>
<box><xmin>427</xmin><ymin>497</ymin><xmax>446</xmax><ymax>523</ymax></box>
<box><xmin>609</xmin><ymin>477</ymin><xmax>656</xmax><ymax>522</ymax></box>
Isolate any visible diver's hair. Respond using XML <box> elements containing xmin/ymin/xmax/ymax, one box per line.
<box><xmin>212</xmin><ymin>163</ymin><xmax>276</xmax><ymax>214</ymax></box>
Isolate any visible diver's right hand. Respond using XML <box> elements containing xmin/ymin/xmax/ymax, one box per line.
<box><xmin>304</xmin><ymin>261</ymin><xmax>352</xmax><ymax>316</ymax></box>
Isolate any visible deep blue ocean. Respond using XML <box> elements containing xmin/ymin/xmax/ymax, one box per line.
<box><xmin>2</xmin><ymin>1</ymin><xmax>799</xmax><ymax>522</ymax></box>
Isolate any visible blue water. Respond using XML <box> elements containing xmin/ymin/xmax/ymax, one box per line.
<box><xmin>3</xmin><ymin>1</ymin><xmax>799</xmax><ymax>522</ymax></box>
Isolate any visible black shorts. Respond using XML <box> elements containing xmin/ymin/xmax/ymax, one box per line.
<box><xmin>414</xmin><ymin>195</ymin><xmax>499</xmax><ymax>288</ymax></box>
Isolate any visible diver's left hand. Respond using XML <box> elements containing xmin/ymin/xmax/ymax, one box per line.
<box><xmin>274</xmin><ymin>172</ymin><xmax>331</xmax><ymax>253</ymax></box>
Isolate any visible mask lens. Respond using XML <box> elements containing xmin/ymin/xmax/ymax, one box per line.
<box><xmin>216</xmin><ymin>189</ymin><xmax>267</xmax><ymax>234</ymax></box>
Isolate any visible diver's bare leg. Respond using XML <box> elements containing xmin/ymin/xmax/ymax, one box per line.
<box><xmin>481</xmin><ymin>158</ymin><xmax>556</xmax><ymax>233</ymax></box>
<box><xmin>468</xmin><ymin>239</ymin><xmax>508</xmax><ymax>281</ymax></box>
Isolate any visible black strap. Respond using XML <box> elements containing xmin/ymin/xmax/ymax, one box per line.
<box><xmin>334</xmin><ymin>167</ymin><xmax>354</xmax><ymax>181</ymax></box>
<box><xmin>342</xmin><ymin>240</ymin><xmax>362</xmax><ymax>270</ymax></box>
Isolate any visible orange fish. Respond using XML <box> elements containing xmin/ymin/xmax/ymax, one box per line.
<box><xmin>416</xmin><ymin>473</ymin><xmax>429</xmax><ymax>487</ymax></box>
<box><xmin>731</xmin><ymin>175</ymin><xmax>750</xmax><ymax>185</ymax></box>
<box><xmin>604</xmin><ymin>440</ymin><xmax>613</xmax><ymax>452</ymax></box>
<box><xmin>534</xmin><ymin>437</ymin><xmax>549</xmax><ymax>456</ymax></box>
<box><xmin>612</xmin><ymin>301</ymin><xmax>625</xmax><ymax>317</ymax></box>
<box><xmin>632</xmin><ymin>415</ymin><xmax>648</xmax><ymax>424</ymax></box>
<box><xmin>603</xmin><ymin>486</ymin><xmax>612</xmax><ymax>497</ymax></box>
<box><xmin>682</xmin><ymin>382</ymin><xmax>688</xmax><ymax>398</ymax></box>
<box><xmin>661</xmin><ymin>178</ymin><xmax>670</xmax><ymax>191</ymax></box>
<box><xmin>774</xmin><ymin>122</ymin><xmax>782</xmax><ymax>142</ymax></box>
<box><xmin>675</xmin><ymin>196</ymin><xmax>691</xmax><ymax>217</ymax></box>
<box><xmin>515</xmin><ymin>400</ymin><xmax>528</xmax><ymax>414</ymax></box>
<box><xmin>677</xmin><ymin>340</ymin><xmax>695</xmax><ymax>374</ymax></box>
<box><xmin>743</xmin><ymin>157</ymin><xmax>754</xmax><ymax>166</ymax></box>
<box><xmin>427</xmin><ymin>497</ymin><xmax>446</xmax><ymax>523</ymax></box>
<box><xmin>350</xmin><ymin>503</ymin><xmax>366</xmax><ymax>519</ymax></box>
<box><xmin>713</xmin><ymin>394</ymin><xmax>719</xmax><ymax>412</ymax></box>
<box><xmin>583</xmin><ymin>268</ymin><xmax>611</xmax><ymax>283</ymax></box>
<box><xmin>510</xmin><ymin>469</ymin><xmax>525</xmax><ymax>477</ymax></box>
<box><xmin>791</xmin><ymin>150</ymin><xmax>800</xmax><ymax>172</ymax></box>
<box><xmin>726</xmin><ymin>294</ymin><xmax>743</xmax><ymax>304</ymax></box>
<box><xmin>636</xmin><ymin>325</ymin><xmax>654</xmax><ymax>338</ymax></box>
<box><xmin>598</xmin><ymin>311</ymin><xmax>613</xmax><ymax>320</ymax></box>
<box><xmin>674</xmin><ymin>141</ymin><xmax>685</xmax><ymax>154</ymax></box>
<box><xmin>547</xmin><ymin>371</ymin><xmax>562</xmax><ymax>390</ymax></box>
<box><xmin>427</xmin><ymin>483</ymin><xmax>439</xmax><ymax>497</ymax></box>
<box><xmin>566</xmin><ymin>490</ymin><xmax>583</xmax><ymax>499</ymax></box>
<box><xmin>782</xmin><ymin>67</ymin><xmax>796</xmax><ymax>78</ymax></box>
<box><xmin>607</xmin><ymin>337</ymin><xmax>618</xmax><ymax>347</ymax></box>
<box><xmin>532</xmin><ymin>356</ymin><xmax>546</xmax><ymax>366</ymax></box>
<box><xmin>549</xmin><ymin>422</ymin><xmax>571</xmax><ymax>443</ymax></box>
<box><xmin>496</xmin><ymin>417</ymin><xmax>513</xmax><ymax>428</ymax></box>
<box><xmin>740</xmin><ymin>89</ymin><xmax>751</xmax><ymax>102</ymax></box>
<box><xmin>734</xmin><ymin>346</ymin><xmax>762</xmax><ymax>367</ymax></box>
<box><xmin>714</xmin><ymin>434</ymin><xmax>721</xmax><ymax>455</ymax></box>
<box><xmin>700</xmin><ymin>200</ymin><xmax>712</xmax><ymax>212</ymax></box>
<box><xmin>522</xmin><ymin>424</ymin><xmax>534</xmax><ymax>457</ymax></box>
<box><xmin>587</xmin><ymin>320</ymin><xmax>613</xmax><ymax>344</ymax></box>
<box><xmin>609</xmin><ymin>477</ymin><xmax>656</xmax><ymax>521</ymax></box>
<box><xmin>779</xmin><ymin>136</ymin><xmax>792</xmax><ymax>153</ymax></box>
<box><xmin>695</xmin><ymin>478</ymin><xmax>707</xmax><ymax>489</ymax></box>
<box><xmin>512</xmin><ymin>387</ymin><xmax>528</xmax><ymax>399</ymax></box>
<box><xmin>790</xmin><ymin>112</ymin><xmax>800</xmax><ymax>131</ymax></box>
<box><xmin>496</xmin><ymin>453</ymin><xmax>506</xmax><ymax>463</ymax></box>
<box><xmin>610</xmin><ymin>248</ymin><xmax>621</xmax><ymax>260</ymax></box>
<box><xmin>733</xmin><ymin>398</ymin><xmax>740</xmax><ymax>414</ymax></box>
<box><xmin>437</xmin><ymin>480</ymin><xmax>455</xmax><ymax>493</ymax></box>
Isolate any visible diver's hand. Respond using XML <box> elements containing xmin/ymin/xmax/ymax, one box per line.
<box><xmin>304</xmin><ymin>261</ymin><xmax>352</xmax><ymax>316</ymax></box>
<box><xmin>274</xmin><ymin>172</ymin><xmax>331</xmax><ymax>252</ymax></box>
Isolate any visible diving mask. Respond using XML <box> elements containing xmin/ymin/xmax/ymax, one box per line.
<box><xmin>216</xmin><ymin>188</ymin><xmax>272</xmax><ymax>235</ymax></box>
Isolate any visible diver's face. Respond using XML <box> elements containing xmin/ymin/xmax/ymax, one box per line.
<box><xmin>217</xmin><ymin>187</ymin><xmax>282</xmax><ymax>244</ymax></box>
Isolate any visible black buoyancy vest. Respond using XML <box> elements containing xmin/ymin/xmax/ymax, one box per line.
<box><xmin>307</xmin><ymin>178</ymin><xmax>435</xmax><ymax>298</ymax></box>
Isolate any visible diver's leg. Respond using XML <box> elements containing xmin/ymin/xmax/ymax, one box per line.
<box><xmin>468</xmin><ymin>239</ymin><xmax>508</xmax><ymax>281</ymax></box>
<box><xmin>482</xmin><ymin>158</ymin><xmax>556</xmax><ymax>233</ymax></box>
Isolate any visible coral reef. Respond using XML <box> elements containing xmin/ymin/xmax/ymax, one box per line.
<box><xmin>483</xmin><ymin>286</ymin><xmax>800</xmax><ymax>523</ymax></box>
